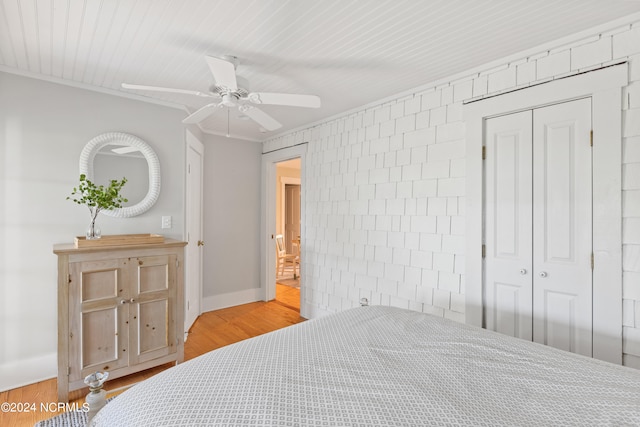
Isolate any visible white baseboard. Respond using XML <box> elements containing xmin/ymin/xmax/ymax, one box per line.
<box><xmin>202</xmin><ymin>287</ymin><xmax>264</xmax><ymax>312</ymax></box>
<box><xmin>301</xmin><ymin>303</ymin><xmax>332</xmax><ymax>319</ymax></box>
<box><xmin>0</xmin><ymin>352</ymin><xmax>57</xmax><ymax>392</ymax></box>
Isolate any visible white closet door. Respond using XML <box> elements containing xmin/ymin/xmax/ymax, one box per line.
<box><xmin>532</xmin><ymin>98</ymin><xmax>592</xmax><ymax>357</ymax></box>
<box><xmin>484</xmin><ymin>110</ymin><xmax>533</xmax><ymax>340</ymax></box>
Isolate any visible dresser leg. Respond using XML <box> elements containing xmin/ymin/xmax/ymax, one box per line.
<box><xmin>57</xmin><ymin>374</ymin><xmax>69</xmax><ymax>403</ymax></box>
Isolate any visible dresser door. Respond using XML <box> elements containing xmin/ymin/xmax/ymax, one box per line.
<box><xmin>128</xmin><ymin>255</ymin><xmax>178</xmax><ymax>365</ymax></box>
<box><xmin>68</xmin><ymin>259</ymin><xmax>130</xmax><ymax>382</ymax></box>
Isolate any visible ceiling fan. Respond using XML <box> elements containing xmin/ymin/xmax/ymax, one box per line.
<box><xmin>121</xmin><ymin>55</ymin><xmax>321</xmax><ymax>132</ymax></box>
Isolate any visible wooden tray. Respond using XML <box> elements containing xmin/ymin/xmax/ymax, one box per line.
<box><xmin>74</xmin><ymin>233</ymin><xmax>164</xmax><ymax>248</ymax></box>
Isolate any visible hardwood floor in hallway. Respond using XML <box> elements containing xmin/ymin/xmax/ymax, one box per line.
<box><xmin>0</xmin><ymin>285</ymin><xmax>303</xmax><ymax>427</ymax></box>
<box><xmin>185</xmin><ymin>284</ymin><xmax>303</xmax><ymax>361</ymax></box>
<box><xmin>274</xmin><ymin>281</ymin><xmax>301</xmax><ymax>312</ymax></box>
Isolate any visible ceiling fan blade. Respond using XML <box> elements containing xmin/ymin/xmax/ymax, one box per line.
<box><xmin>121</xmin><ymin>83</ymin><xmax>214</xmax><ymax>98</ymax></box>
<box><xmin>242</xmin><ymin>106</ymin><xmax>282</xmax><ymax>131</ymax></box>
<box><xmin>205</xmin><ymin>56</ymin><xmax>238</xmax><ymax>91</ymax></box>
<box><xmin>248</xmin><ymin>92</ymin><xmax>321</xmax><ymax>108</ymax></box>
<box><xmin>182</xmin><ymin>103</ymin><xmax>222</xmax><ymax>124</ymax></box>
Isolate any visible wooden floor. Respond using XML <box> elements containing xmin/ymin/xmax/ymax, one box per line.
<box><xmin>0</xmin><ymin>284</ymin><xmax>302</xmax><ymax>427</ymax></box>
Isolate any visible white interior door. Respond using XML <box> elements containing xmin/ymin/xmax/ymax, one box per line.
<box><xmin>185</xmin><ymin>132</ymin><xmax>204</xmax><ymax>338</ymax></box>
<box><xmin>484</xmin><ymin>110</ymin><xmax>533</xmax><ymax>340</ymax></box>
<box><xmin>484</xmin><ymin>98</ymin><xmax>593</xmax><ymax>357</ymax></box>
<box><xmin>532</xmin><ymin>98</ymin><xmax>592</xmax><ymax>356</ymax></box>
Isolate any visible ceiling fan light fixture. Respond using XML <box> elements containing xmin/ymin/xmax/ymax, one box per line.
<box><xmin>221</xmin><ymin>93</ymin><xmax>237</xmax><ymax>107</ymax></box>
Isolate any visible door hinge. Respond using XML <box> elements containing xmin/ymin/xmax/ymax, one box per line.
<box><xmin>68</xmin><ymin>274</ymin><xmax>72</xmax><ymax>284</ymax></box>
<box><xmin>590</xmin><ymin>130</ymin><xmax>593</xmax><ymax>147</ymax></box>
<box><xmin>482</xmin><ymin>244</ymin><xmax>486</xmax><ymax>258</ymax></box>
<box><xmin>68</xmin><ymin>367</ymin><xmax>71</xmax><ymax>375</ymax></box>
<box><xmin>591</xmin><ymin>252</ymin><xmax>594</xmax><ymax>270</ymax></box>
<box><xmin>482</xmin><ymin>146</ymin><xmax>486</xmax><ymax>160</ymax></box>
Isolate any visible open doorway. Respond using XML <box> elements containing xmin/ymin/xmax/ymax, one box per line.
<box><xmin>275</xmin><ymin>158</ymin><xmax>301</xmax><ymax>312</ymax></box>
<box><xmin>262</xmin><ymin>143</ymin><xmax>307</xmax><ymax>317</ymax></box>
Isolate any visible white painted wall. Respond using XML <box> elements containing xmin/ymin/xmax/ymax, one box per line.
<box><xmin>201</xmin><ymin>135</ymin><xmax>263</xmax><ymax>311</ymax></box>
<box><xmin>0</xmin><ymin>72</ymin><xmax>186</xmax><ymax>391</ymax></box>
<box><xmin>263</xmin><ymin>21</ymin><xmax>640</xmax><ymax>368</ymax></box>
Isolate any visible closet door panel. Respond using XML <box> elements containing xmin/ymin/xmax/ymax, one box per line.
<box><xmin>484</xmin><ymin>110</ymin><xmax>533</xmax><ymax>340</ymax></box>
<box><xmin>532</xmin><ymin>98</ymin><xmax>592</xmax><ymax>357</ymax></box>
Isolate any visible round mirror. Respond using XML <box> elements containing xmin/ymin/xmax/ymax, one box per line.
<box><xmin>94</xmin><ymin>146</ymin><xmax>149</xmax><ymax>207</ymax></box>
<box><xmin>79</xmin><ymin>132</ymin><xmax>161</xmax><ymax>218</ymax></box>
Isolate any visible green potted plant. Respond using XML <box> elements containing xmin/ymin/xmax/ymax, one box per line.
<box><xmin>68</xmin><ymin>174</ymin><xmax>128</xmax><ymax>239</ymax></box>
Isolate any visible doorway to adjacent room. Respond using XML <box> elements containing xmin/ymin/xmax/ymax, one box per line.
<box><xmin>275</xmin><ymin>158</ymin><xmax>301</xmax><ymax>311</ymax></box>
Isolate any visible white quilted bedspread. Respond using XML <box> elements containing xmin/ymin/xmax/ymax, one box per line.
<box><xmin>92</xmin><ymin>306</ymin><xmax>640</xmax><ymax>426</ymax></box>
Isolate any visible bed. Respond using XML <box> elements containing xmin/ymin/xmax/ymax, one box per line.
<box><xmin>91</xmin><ymin>305</ymin><xmax>640</xmax><ymax>426</ymax></box>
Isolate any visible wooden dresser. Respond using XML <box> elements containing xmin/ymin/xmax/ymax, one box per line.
<box><xmin>53</xmin><ymin>239</ymin><xmax>187</xmax><ymax>402</ymax></box>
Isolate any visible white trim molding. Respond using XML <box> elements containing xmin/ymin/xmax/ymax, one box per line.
<box><xmin>464</xmin><ymin>63</ymin><xmax>627</xmax><ymax>364</ymax></box>
<box><xmin>202</xmin><ymin>288</ymin><xmax>263</xmax><ymax>312</ymax></box>
<box><xmin>0</xmin><ymin>353</ymin><xmax>56</xmax><ymax>392</ymax></box>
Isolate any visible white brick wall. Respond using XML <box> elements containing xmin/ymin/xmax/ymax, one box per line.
<box><xmin>263</xmin><ymin>19</ymin><xmax>640</xmax><ymax>367</ymax></box>
<box><xmin>623</xmin><ymin>26</ymin><xmax>640</xmax><ymax>366</ymax></box>
<box><xmin>537</xmin><ymin>51</ymin><xmax>571</xmax><ymax>80</ymax></box>
<box><xmin>613</xmin><ymin>26</ymin><xmax>640</xmax><ymax>58</ymax></box>
<box><xmin>488</xmin><ymin>66</ymin><xmax>517</xmax><ymax>93</ymax></box>
<box><xmin>571</xmin><ymin>37</ymin><xmax>612</xmax><ymax>70</ymax></box>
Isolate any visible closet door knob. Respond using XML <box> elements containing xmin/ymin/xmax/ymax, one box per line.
<box><xmin>519</xmin><ymin>268</ymin><xmax>527</xmax><ymax>275</ymax></box>
<box><xmin>539</xmin><ymin>271</ymin><xmax>547</xmax><ymax>278</ymax></box>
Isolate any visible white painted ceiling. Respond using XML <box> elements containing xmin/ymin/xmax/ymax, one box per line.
<box><xmin>2</xmin><ymin>0</ymin><xmax>640</xmax><ymax>141</ymax></box>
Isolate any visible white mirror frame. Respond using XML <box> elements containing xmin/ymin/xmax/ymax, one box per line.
<box><xmin>79</xmin><ymin>132</ymin><xmax>161</xmax><ymax>218</ymax></box>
